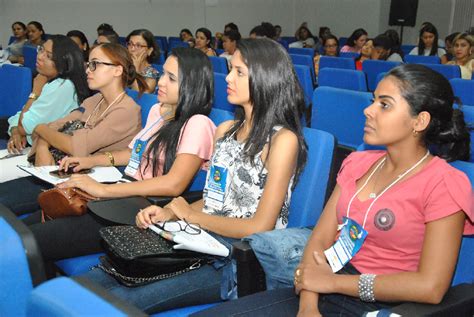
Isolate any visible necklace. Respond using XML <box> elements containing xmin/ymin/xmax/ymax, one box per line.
<box><xmin>368</xmin><ymin>161</ymin><xmax>385</xmax><ymax>199</ymax></box>
<box><xmin>85</xmin><ymin>91</ymin><xmax>125</xmax><ymax>126</ymax></box>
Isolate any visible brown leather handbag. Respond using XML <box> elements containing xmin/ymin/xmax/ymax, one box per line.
<box><xmin>38</xmin><ymin>187</ymin><xmax>98</xmax><ymax>222</ymax></box>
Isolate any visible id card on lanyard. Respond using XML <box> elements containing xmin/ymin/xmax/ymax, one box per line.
<box><xmin>205</xmin><ymin>164</ymin><xmax>228</xmax><ymax>211</ymax></box>
<box><xmin>124</xmin><ymin>139</ymin><xmax>147</xmax><ymax>176</ymax></box>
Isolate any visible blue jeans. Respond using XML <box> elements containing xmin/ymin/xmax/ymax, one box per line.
<box><xmin>82</xmin><ymin>263</ymin><xmax>224</xmax><ymax>314</ymax></box>
<box><xmin>0</xmin><ymin>176</ymin><xmax>51</xmax><ymax>215</ymax></box>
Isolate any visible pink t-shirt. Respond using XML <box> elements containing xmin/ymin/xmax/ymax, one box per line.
<box><xmin>340</xmin><ymin>45</ymin><xmax>360</xmax><ymax>53</ymax></box>
<box><xmin>126</xmin><ymin>103</ymin><xmax>216</xmax><ymax>180</ymax></box>
<box><xmin>336</xmin><ymin>151</ymin><xmax>473</xmax><ymax>275</ymax></box>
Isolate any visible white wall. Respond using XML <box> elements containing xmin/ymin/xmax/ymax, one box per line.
<box><xmin>1</xmin><ymin>0</ymin><xmax>456</xmax><ymax>48</ymax></box>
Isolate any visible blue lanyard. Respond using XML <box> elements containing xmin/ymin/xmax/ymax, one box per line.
<box><xmin>136</xmin><ymin>108</ymin><xmax>173</xmax><ymax>141</ymax></box>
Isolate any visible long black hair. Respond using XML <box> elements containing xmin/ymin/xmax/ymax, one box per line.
<box><xmin>346</xmin><ymin>28</ymin><xmax>368</xmax><ymax>47</ymax></box>
<box><xmin>67</xmin><ymin>30</ymin><xmax>90</xmax><ymax>60</ymax></box>
<box><xmin>417</xmin><ymin>23</ymin><xmax>440</xmax><ymax>56</ymax></box>
<box><xmin>142</xmin><ymin>47</ymin><xmax>214</xmax><ymax>176</ymax></box>
<box><xmin>27</xmin><ymin>21</ymin><xmax>46</xmax><ymax>41</ymax></box>
<box><xmin>195</xmin><ymin>27</ymin><xmax>213</xmax><ymax>48</ymax></box>
<box><xmin>126</xmin><ymin>29</ymin><xmax>160</xmax><ymax>64</ymax></box>
<box><xmin>49</xmin><ymin>35</ymin><xmax>90</xmax><ymax>103</ymax></box>
<box><xmin>387</xmin><ymin>64</ymin><xmax>470</xmax><ymax>161</ymax></box>
<box><xmin>225</xmin><ymin>38</ymin><xmax>307</xmax><ymax>185</ymax></box>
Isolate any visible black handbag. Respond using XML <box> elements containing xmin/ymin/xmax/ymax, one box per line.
<box><xmin>99</xmin><ymin>225</ymin><xmax>208</xmax><ymax>287</ymax></box>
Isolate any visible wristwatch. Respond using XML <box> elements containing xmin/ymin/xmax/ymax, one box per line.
<box><xmin>28</xmin><ymin>93</ymin><xmax>38</xmax><ymax>100</ymax></box>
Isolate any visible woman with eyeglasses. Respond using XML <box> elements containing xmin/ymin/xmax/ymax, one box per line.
<box><xmin>81</xmin><ymin>38</ymin><xmax>308</xmax><ymax>314</ymax></box>
<box><xmin>6</xmin><ymin>35</ymin><xmax>89</xmax><ymax>155</ymax></box>
<box><xmin>126</xmin><ymin>29</ymin><xmax>160</xmax><ymax>93</ymax></box>
<box><xmin>0</xmin><ymin>43</ymin><xmax>143</xmax><ymax>216</ymax></box>
<box><xmin>313</xmin><ymin>34</ymin><xmax>339</xmax><ymax>77</ymax></box>
<box><xmin>18</xmin><ymin>47</ymin><xmax>215</xmax><ymax>274</ymax></box>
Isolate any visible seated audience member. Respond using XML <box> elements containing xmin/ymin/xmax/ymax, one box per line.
<box><xmin>409</xmin><ymin>23</ymin><xmax>446</xmax><ymax>57</ymax></box>
<box><xmin>214</xmin><ymin>23</ymin><xmax>239</xmax><ymax>49</ymax></box>
<box><xmin>220</xmin><ymin>30</ymin><xmax>241</xmax><ymax>69</ymax></box>
<box><xmin>23</xmin><ymin>48</ymin><xmax>216</xmax><ymax>268</ymax></box>
<box><xmin>5</xmin><ymin>21</ymin><xmax>28</xmax><ymax>64</ymax></box>
<box><xmin>441</xmin><ymin>32</ymin><xmax>460</xmax><ymax>64</ymax></box>
<box><xmin>355</xmin><ymin>39</ymin><xmax>373</xmax><ymax>70</ymax></box>
<box><xmin>7</xmin><ymin>35</ymin><xmax>89</xmax><ymax>154</ymax></box>
<box><xmin>25</xmin><ymin>21</ymin><xmax>46</xmax><ymax>47</ymax></box>
<box><xmin>81</xmin><ymin>38</ymin><xmax>308</xmax><ymax>314</ymax></box>
<box><xmin>319</xmin><ymin>26</ymin><xmax>331</xmax><ymax>40</ymax></box>
<box><xmin>195</xmin><ymin>27</ymin><xmax>216</xmax><ymax>56</ymax></box>
<box><xmin>67</xmin><ymin>30</ymin><xmax>90</xmax><ymax>61</ymax></box>
<box><xmin>340</xmin><ymin>28</ymin><xmax>368</xmax><ymax>53</ymax></box>
<box><xmin>96</xmin><ymin>29</ymin><xmax>119</xmax><ymax>45</ymax></box>
<box><xmin>290</xmin><ymin>26</ymin><xmax>317</xmax><ymax>49</ymax></box>
<box><xmin>126</xmin><ymin>29</ymin><xmax>160</xmax><ymax>93</ymax></box>
<box><xmin>194</xmin><ymin>63</ymin><xmax>473</xmax><ymax>317</ymax></box>
<box><xmin>179</xmin><ymin>28</ymin><xmax>195</xmax><ymax>47</ymax></box>
<box><xmin>0</xmin><ymin>43</ymin><xmax>143</xmax><ymax>215</ymax></box>
<box><xmin>371</xmin><ymin>34</ymin><xmax>402</xmax><ymax>62</ymax></box>
<box><xmin>314</xmin><ymin>34</ymin><xmax>339</xmax><ymax>77</ymax></box>
<box><xmin>383</xmin><ymin>29</ymin><xmax>404</xmax><ymax>61</ymax></box>
<box><xmin>447</xmin><ymin>33</ymin><xmax>474</xmax><ymax>79</ymax></box>
<box><xmin>274</xmin><ymin>25</ymin><xmax>282</xmax><ymax>40</ymax></box>
<box><xmin>250</xmin><ymin>22</ymin><xmax>276</xmax><ymax>39</ymax></box>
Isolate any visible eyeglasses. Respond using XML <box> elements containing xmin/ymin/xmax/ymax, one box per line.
<box><xmin>86</xmin><ymin>60</ymin><xmax>117</xmax><ymax>71</ymax></box>
<box><xmin>36</xmin><ymin>45</ymin><xmax>53</xmax><ymax>60</ymax></box>
<box><xmin>156</xmin><ymin>220</ymin><xmax>201</xmax><ymax>235</ymax></box>
<box><xmin>127</xmin><ymin>42</ymin><xmax>148</xmax><ymax>49</ymax></box>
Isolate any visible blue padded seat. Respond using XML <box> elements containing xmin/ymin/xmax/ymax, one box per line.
<box><xmin>318</xmin><ymin>68</ymin><xmax>367</xmax><ymax>92</ymax></box>
<box><xmin>319</xmin><ymin>56</ymin><xmax>356</xmax><ymax>71</ymax></box>
<box><xmin>0</xmin><ymin>64</ymin><xmax>32</xmax><ymax>117</ymax></box>
<box><xmin>362</xmin><ymin>59</ymin><xmax>401</xmax><ymax>91</ymax></box>
<box><xmin>339</xmin><ymin>52</ymin><xmax>359</xmax><ymax>59</ymax></box>
<box><xmin>294</xmin><ymin>64</ymin><xmax>314</xmax><ymax>107</ymax></box>
<box><xmin>450</xmin><ymin>78</ymin><xmax>474</xmax><ymax>106</ymax></box>
<box><xmin>168</xmin><ymin>40</ymin><xmax>190</xmax><ymax>50</ymax></box>
<box><xmin>288</xmin><ymin>47</ymin><xmax>315</xmax><ymax>57</ymax></box>
<box><xmin>311</xmin><ymin>86</ymin><xmax>372</xmax><ymax>149</ymax></box>
<box><xmin>209</xmin><ymin>108</ymin><xmax>234</xmax><ymax>126</ymax></box>
<box><xmin>401</xmin><ymin>44</ymin><xmax>416</xmax><ymax>56</ymax></box>
<box><xmin>419</xmin><ymin>63</ymin><xmax>461</xmax><ymax>81</ymax></box>
<box><xmin>22</xmin><ymin>45</ymin><xmax>37</xmax><ymax>72</ymax></box>
<box><xmin>290</xmin><ymin>54</ymin><xmax>316</xmax><ymax>82</ymax></box>
<box><xmin>404</xmin><ymin>55</ymin><xmax>441</xmax><ymax>64</ymax></box>
<box><xmin>154</xmin><ymin>36</ymin><xmax>168</xmax><ymax>53</ymax></box>
<box><xmin>208</xmin><ymin>56</ymin><xmax>228</xmax><ymax>74</ymax></box>
<box><xmin>126</xmin><ymin>89</ymin><xmax>158</xmax><ymax>127</ymax></box>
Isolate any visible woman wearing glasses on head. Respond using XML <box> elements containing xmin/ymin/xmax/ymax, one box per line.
<box><xmin>6</xmin><ymin>35</ymin><xmax>89</xmax><ymax>155</ymax></box>
<box><xmin>81</xmin><ymin>38</ymin><xmax>307</xmax><ymax>314</ymax></box>
<box><xmin>126</xmin><ymin>29</ymin><xmax>160</xmax><ymax>93</ymax></box>
<box><xmin>0</xmin><ymin>43</ymin><xmax>142</xmax><ymax>216</ymax></box>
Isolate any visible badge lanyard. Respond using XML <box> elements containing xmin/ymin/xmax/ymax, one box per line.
<box><xmin>324</xmin><ymin>151</ymin><xmax>430</xmax><ymax>272</ymax></box>
<box><xmin>84</xmin><ymin>91</ymin><xmax>125</xmax><ymax>127</ymax></box>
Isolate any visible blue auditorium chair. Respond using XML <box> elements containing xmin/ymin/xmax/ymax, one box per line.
<box><xmin>208</xmin><ymin>56</ymin><xmax>228</xmax><ymax>74</ymax></box>
<box><xmin>375</xmin><ymin>72</ymin><xmax>387</xmax><ymax>88</ymax></box>
<box><xmin>362</xmin><ymin>59</ymin><xmax>401</xmax><ymax>91</ymax></box>
<box><xmin>401</xmin><ymin>44</ymin><xmax>416</xmax><ymax>56</ymax></box>
<box><xmin>319</xmin><ymin>56</ymin><xmax>356</xmax><ymax>71</ymax></box>
<box><xmin>277</xmin><ymin>39</ymin><xmax>289</xmax><ymax>50</ymax></box>
<box><xmin>168</xmin><ymin>39</ymin><xmax>190</xmax><ymax>50</ymax></box>
<box><xmin>209</xmin><ymin>108</ymin><xmax>234</xmax><ymax>126</ymax></box>
<box><xmin>152</xmin><ymin>63</ymin><xmax>163</xmax><ymax>74</ymax></box>
<box><xmin>126</xmin><ymin>90</ymin><xmax>158</xmax><ymax>126</ymax></box>
<box><xmin>419</xmin><ymin>63</ymin><xmax>461</xmax><ymax>81</ymax></box>
<box><xmin>338</xmin><ymin>37</ymin><xmax>348</xmax><ymax>47</ymax></box>
<box><xmin>154</xmin><ymin>36</ymin><xmax>168</xmax><ymax>53</ymax></box>
<box><xmin>339</xmin><ymin>52</ymin><xmax>359</xmax><ymax>59</ymax></box>
<box><xmin>0</xmin><ymin>64</ymin><xmax>32</xmax><ymax>117</ymax></box>
<box><xmin>290</xmin><ymin>54</ymin><xmax>316</xmax><ymax>82</ymax></box>
<box><xmin>8</xmin><ymin>36</ymin><xmax>15</xmax><ymax>44</ymax></box>
<box><xmin>451</xmin><ymin>78</ymin><xmax>474</xmax><ymax>106</ymax></box>
<box><xmin>213</xmin><ymin>72</ymin><xmax>236</xmax><ymax>112</ymax></box>
<box><xmin>22</xmin><ymin>45</ymin><xmax>37</xmax><ymax>72</ymax></box>
<box><xmin>404</xmin><ymin>55</ymin><xmax>441</xmax><ymax>64</ymax></box>
<box><xmin>294</xmin><ymin>64</ymin><xmax>314</xmax><ymax>107</ymax></box>
<box><xmin>0</xmin><ymin>203</ymin><xmax>46</xmax><ymax>316</ymax></box>
<box><xmin>318</xmin><ymin>68</ymin><xmax>367</xmax><ymax>91</ymax></box>
<box><xmin>311</xmin><ymin>86</ymin><xmax>372</xmax><ymax>149</ymax></box>
<box><xmin>280</xmin><ymin>36</ymin><xmax>297</xmax><ymax>44</ymax></box>
<box><xmin>288</xmin><ymin>47</ymin><xmax>315</xmax><ymax>57</ymax></box>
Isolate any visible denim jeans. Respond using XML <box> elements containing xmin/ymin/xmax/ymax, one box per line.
<box><xmin>82</xmin><ymin>263</ymin><xmax>225</xmax><ymax>314</ymax></box>
<box><xmin>0</xmin><ymin>176</ymin><xmax>51</xmax><ymax>215</ymax></box>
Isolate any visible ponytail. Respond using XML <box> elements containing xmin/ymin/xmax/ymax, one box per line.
<box><xmin>126</xmin><ymin>63</ymin><xmax>148</xmax><ymax>96</ymax></box>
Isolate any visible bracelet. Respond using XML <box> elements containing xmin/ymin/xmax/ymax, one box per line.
<box><xmin>358</xmin><ymin>273</ymin><xmax>376</xmax><ymax>302</ymax></box>
<box><xmin>104</xmin><ymin>151</ymin><xmax>114</xmax><ymax>166</ymax></box>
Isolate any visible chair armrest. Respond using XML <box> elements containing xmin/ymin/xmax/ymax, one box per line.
<box><xmin>146</xmin><ymin>191</ymin><xmax>203</xmax><ymax>206</ymax></box>
<box><xmin>390</xmin><ymin>283</ymin><xmax>474</xmax><ymax>316</ymax></box>
<box><xmin>232</xmin><ymin>240</ymin><xmax>267</xmax><ymax>297</ymax></box>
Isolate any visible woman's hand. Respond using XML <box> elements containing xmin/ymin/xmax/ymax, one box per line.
<box><xmin>131</xmin><ymin>50</ymin><xmax>148</xmax><ymax>71</ymax></box>
<box><xmin>59</xmin><ymin>156</ymin><xmax>96</xmax><ymax>172</ymax></box>
<box><xmin>167</xmin><ymin>197</ymin><xmax>194</xmax><ymax>221</ymax></box>
<box><xmin>295</xmin><ymin>252</ymin><xmax>336</xmax><ymax>295</ymax></box>
<box><xmin>7</xmin><ymin>128</ymin><xmax>26</xmax><ymax>153</ymax></box>
<box><xmin>136</xmin><ymin>205</ymin><xmax>175</xmax><ymax>229</ymax></box>
<box><xmin>57</xmin><ymin>174</ymin><xmax>105</xmax><ymax>197</ymax></box>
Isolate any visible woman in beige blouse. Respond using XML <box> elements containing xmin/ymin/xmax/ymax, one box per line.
<box><xmin>31</xmin><ymin>43</ymin><xmax>145</xmax><ymax>165</ymax></box>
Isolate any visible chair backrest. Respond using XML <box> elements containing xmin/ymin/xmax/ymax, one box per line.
<box><xmin>0</xmin><ymin>204</ymin><xmax>46</xmax><ymax>316</ymax></box>
<box><xmin>154</xmin><ymin>36</ymin><xmax>168</xmax><ymax>53</ymax></box>
<box><xmin>208</xmin><ymin>56</ymin><xmax>228</xmax><ymax>74</ymax></box>
<box><xmin>168</xmin><ymin>39</ymin><xmax>190</xmax><ymax>50</ymax></box>
<box><xmin>209</xmin><ymin>108</ymin><xmax>234</xmax><ymax>127</ymax></box>
<box><xmin>152</xmin><ymin>63</ymin><xmax>163</xmax><ymax>74</ymax></box>
<box><xmin>318</xmin><ymin>68</ymin><xmax>367</xmax><ymax>92</ymax></box>
<box><xmin>126</xmin><ymin>89</ymin><xmax>157</xmax><ymax>127</ymax></box>
<box><xmin>0</xmin><ymin>64</ymin><xmax>32</xmax><ymax>117</ymax></box>
<box><xmin>311</xmin><ymin>86</ymin><xmax>372</xmax><ymax>149</ymax></box>
<box><xmin>288</xmin><ymin>47</ymin><xmax>315</xmax><ymax>57</ymax></box>
<box><xmin>8</xmin><ymin>36</ymin><xmax>15</xmax><ymax>44</ymax></box>
<box><xmin>362</xmin><ymin>59</ymin><xmax>401</xmax><ymax>91</ymax></box>
<box><xmin>460</xmin><ymin>105</ymin><xmax>474</xmax><ymax>162</ymax></box>
<box><xmin>401</xmin><ymin>44</ymin><xmax>416</xmax><ymax>56</ymax></box>
<box><xmin>213</xmin><ymin>72</ymin><xmax>236</xmax><ymax>112</ymax></box>
<box><xmin>419</xmin><ymin>63</ymin><xmax>461</xmax><ymax>81</ymax></box>
<box><xmin>375</xmin><ymin>72</ymin><xmax>387</xmax><ymax>88</ymax></box>
<box><xmin>449</xmin><ymin>160</ymin><xmax>474</xmax><ymax>285</ymax></box>
<box><xmin>152</xmin><ymin>52</ymin><xmax>165</xmax><ymax>65</ymax></box>
<box><xmin>277</xmin><ymin>39</ymin><xmax>289</xmax><ymax>50</ymax></box>
<box><xmin>451</xmin><ymin>78</ymin><xmax>474</xmax><ymax>106</ymax></box>
<box><xmin>294</xmin><ymin>64</ymin><xmax>314</xmax><ymax>107</ymax></box>
<box><xmin>339</xmin><ymin>52</ymin><xmax>359</xmax><ymax>59</ymax></box>
<box><xmin>22</xmin><ymin>45</ymin><xmax>37</xmax><ymax>72</ymax></box>
<box><xmin>288</xmin><ymin>128</ymin><xmax>336</xmax><ymax>227</ymax></box>
<box><xmin>281</xmin><ymin>36</ymin><xmax>297</xmax><ymax>44</ymax></box>
<box><xmin>290</xmin><ymin>54</ymin><xmax>316</xmax><ymax>82</ymax></box>
<box><xmin>319</xmin><ymin>56</ymin><xmax>356</xmax><ymax>71</ymax></box>
<box><xmin>338</xmin><ymin>37</ymin><xmax>348</xmax><ymax>47</ymax></box>
<box><xmin>404</xmin><ymin>55</ymin><xmax>441</xmax><ymax>64</ymax></box>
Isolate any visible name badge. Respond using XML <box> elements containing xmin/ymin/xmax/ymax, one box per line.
<box><xmin>205</xmin><ymin>165</ymin><xmax>228</xmax><ymax>211</ymax></box>
<box><xmin>124</xmin><ymin>139</ymin><xmax>147</xmax><ymax>176</ymax></box>
<box><xmin>324</xmin><ymin>216</ymin><xmax>367</xmax><ymax>272</ymax></box>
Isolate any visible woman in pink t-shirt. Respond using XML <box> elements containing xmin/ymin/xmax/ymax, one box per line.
<box><xmin>195</xmin><ymin>64</ymin><xmax>473</xmax><ymax>316</ymax></box>
<box><xmin>25</xmin><ymin>47</ymin><xmax>216</xmax><ymax>265</ymax></box>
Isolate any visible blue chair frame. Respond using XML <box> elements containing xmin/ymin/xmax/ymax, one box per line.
<box><xmin>318</xmin><ymin>68</ymin><xmax>367</xmax><ymax>92</ymax></box>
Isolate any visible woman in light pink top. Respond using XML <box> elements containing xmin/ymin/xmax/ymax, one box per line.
<box><xmin>340</xmin><ymin>28</ymin><xmax>368</xmax><ymax>53</ymax></box>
